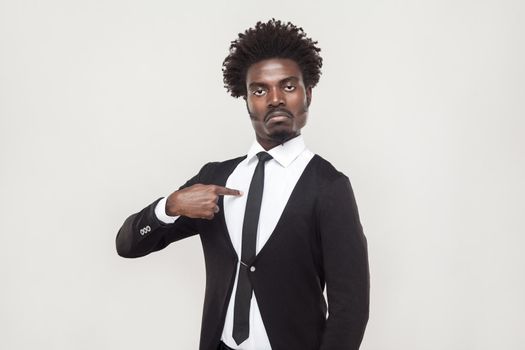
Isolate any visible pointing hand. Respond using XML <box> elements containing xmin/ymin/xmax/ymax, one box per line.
<box><xmin>165</xmin><ymin>184</ymin><xmax>243</xmax><ymax>220</ymax></box>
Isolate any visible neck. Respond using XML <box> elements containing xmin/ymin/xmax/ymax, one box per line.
<box><xmin>256</xmin><ymin>133</ymin><xmax>300</xmax><ymax>151</ymax></box>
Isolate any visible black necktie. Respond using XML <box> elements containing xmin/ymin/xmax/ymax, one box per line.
<box><xmin>232</xmin><ymin>151</ymin><xmax>273</xmax><ymax>345</ymax></box>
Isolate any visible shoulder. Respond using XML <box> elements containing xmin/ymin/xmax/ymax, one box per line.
<box><xmin>309</xmin><ymin>154</ymin><xmax>350</xmax><ymax>188</ymax></box>
<box><xmin>196</xmin><ymin>155</ymin><xmax>248</xmax><ymax>182</ymax></box>
<box><xmin>311</xmin><ymin>155</ymin><xmax>361</xmax><ymax>220</ymax></box>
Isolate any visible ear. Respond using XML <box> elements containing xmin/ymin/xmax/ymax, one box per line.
<box><xmin>306</xmin><ymin>86</ymin><xmax>312</xmax><ymax>107</ymax></box>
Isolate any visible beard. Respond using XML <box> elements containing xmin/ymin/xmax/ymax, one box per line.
<box><xmin>248</xmin><ymin>112</ymin><xmax>296</xmax><ymax>145</ymax></box>
<box><xmin>268</xmin><ymin>128</ymin><xmax>295</xmax><ymax>144</ymax></box>
<box><xmin>246</xmin><ymin>102</ymin><xmax>308</xmax><ymax>145</ymax></box>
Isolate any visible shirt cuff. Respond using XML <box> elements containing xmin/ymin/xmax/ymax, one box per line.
<box><xmin>154</xmin><ymin>196</ymin><xmax>180</xmax><ymax>224</ymax></box>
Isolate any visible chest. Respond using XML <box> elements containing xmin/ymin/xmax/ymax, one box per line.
<box><xmin>197</xmin><ymin>154</ymin><xmax>323</xmax><ymax>270</ymax></box>
<box><xmin>223</xmin><ymin>159</ymin><xmax>310</xmax><ymax>255</ymax></box>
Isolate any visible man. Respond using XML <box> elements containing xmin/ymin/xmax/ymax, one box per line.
<box><xmin>116</xmin><ymin>19</ymin><xmax>369</xmax><ymax>350</ymax></box>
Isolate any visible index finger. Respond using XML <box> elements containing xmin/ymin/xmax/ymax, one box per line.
<box><xmin>214</xmin><ymin>185</ymin><xmax>243</xmax><ymax>196</ymax></box>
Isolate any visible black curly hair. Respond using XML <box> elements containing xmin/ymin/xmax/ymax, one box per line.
<box><xmin>222</xmin><ymin>19</ymin><xmax>323</xmax><ymax>98</ymax></box>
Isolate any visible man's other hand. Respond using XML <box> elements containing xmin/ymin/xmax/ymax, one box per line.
<box><xmin>165</xmin><ymin>184</ymin><xmax>243</xmax><ymax>220</ymax></box>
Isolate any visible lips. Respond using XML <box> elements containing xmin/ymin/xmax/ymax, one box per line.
<box><xmin>265</xmin><ymin>109</ymin><xmax>293</xmax><ymax>122</ymax></box>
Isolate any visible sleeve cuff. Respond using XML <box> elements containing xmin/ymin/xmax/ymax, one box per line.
<box><xmin>154</xmin><ymin>196</ymin><xmax>180</xmax><ymax>224</ymax></box>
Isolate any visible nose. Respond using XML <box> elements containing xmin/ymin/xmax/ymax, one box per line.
<box><xmin>267</xmin><ymin>86</ymin><xmax>285</xmax><ymax>107</ymax></box>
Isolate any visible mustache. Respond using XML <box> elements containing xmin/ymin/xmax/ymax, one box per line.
<box><xmin>264</xmin><ymin>108</ymin><xmax>294</xmax><ymax>122</ymax></box>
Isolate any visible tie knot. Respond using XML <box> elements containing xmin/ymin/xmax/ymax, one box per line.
<box><xmin>256</xmin><ymin>151</ymin><xmax>273</xmax><ymax>163</ymax></box>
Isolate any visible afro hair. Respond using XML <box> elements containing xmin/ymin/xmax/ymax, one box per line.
<box><xmin>222</xmin><ymin>19</ymin><xmax>323</xmax><ymax>98</ymax></box>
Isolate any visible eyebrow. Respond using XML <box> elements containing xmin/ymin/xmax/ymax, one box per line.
<box><xmin>248</xmin><ymin>76</ymin><xmax>299</xmax><ymax>89</ymax></box>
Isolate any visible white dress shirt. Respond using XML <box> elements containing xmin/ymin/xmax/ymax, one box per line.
<box><xmin>155</xmin><ymin>135</ymin><xmax>315</xmax><ymax>350</ymax></box>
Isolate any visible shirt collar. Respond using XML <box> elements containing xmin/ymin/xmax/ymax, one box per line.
<box><xmin>246</xmin><ymin>134</ymin><xmax>307</xmax><ymax>168</ymax></box>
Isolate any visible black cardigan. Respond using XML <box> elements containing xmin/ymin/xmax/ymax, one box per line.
<box><xmin>116</xmin><ymin>154</ymin><xmax>369</xmax><ymax>350</ymax></box>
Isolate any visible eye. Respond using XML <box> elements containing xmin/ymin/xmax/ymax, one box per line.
<box><xmin>252</xmin><ymin>87</ymin><xmax>267</xmax><ymax>96</ymax></box>
<box><xmin>284</xmin><ymin>84</ymin><xmax>296</xmax><ymax>92</ymax></box>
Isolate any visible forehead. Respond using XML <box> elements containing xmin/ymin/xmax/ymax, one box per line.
<box><xmin>246</xmin><ymin>58</ymin><xmax>303</xmax><ymax>85</ymax></box>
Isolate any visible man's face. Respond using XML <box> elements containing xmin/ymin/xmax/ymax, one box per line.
<box><xmin>245</xmin><ymin>58</ymin><xmax>312</xmax><ymax>147</ymax></box>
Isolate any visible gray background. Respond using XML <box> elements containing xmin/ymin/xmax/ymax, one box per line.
<box><xmin>1</xmin><ymin>0</ymin><xmax>524</xmax><ymax>349</ymax></box>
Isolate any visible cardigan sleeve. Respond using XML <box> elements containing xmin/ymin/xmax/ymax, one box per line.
<box><xmin>115</xmin><ymin>162</ymin><xmax>213</xmax><ymax>258</ymax></box>
<box><xmin>317</xmin><ymin>175</ymin><xmax>370</xmax><ymax>350</ymax></box>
